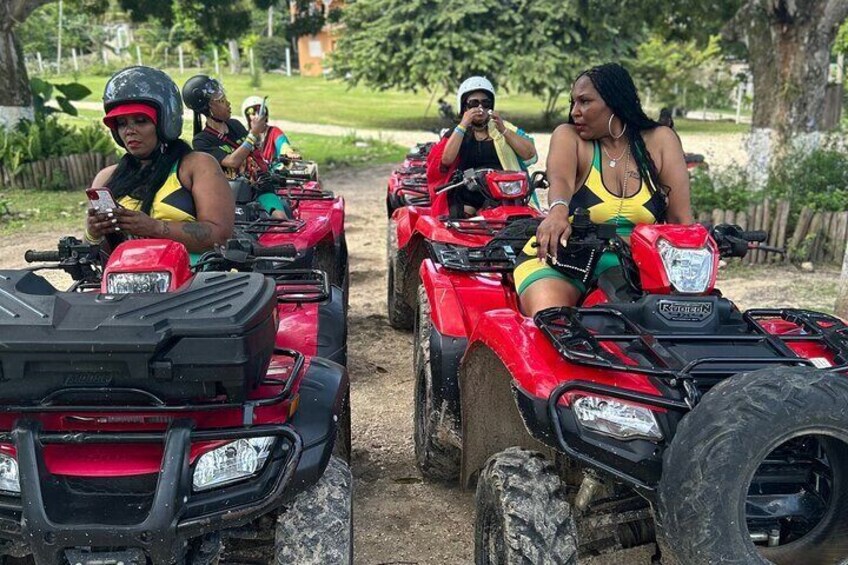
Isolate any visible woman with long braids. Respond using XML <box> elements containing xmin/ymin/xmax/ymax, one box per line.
<box><xmin>86</xmin><ymin>67</ymin><xmax>234</xmax><ymax>258</ymax></box>
<box><xmin>515</xmin><ymin>63</ymin><xmax>693</xmax><ymax>315</ymax></box>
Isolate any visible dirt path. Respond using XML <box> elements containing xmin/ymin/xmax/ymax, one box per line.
<box><xmin>0</xmin><ymin>163</ymin><xmax>837</xmax><ymax>564</ymax></box>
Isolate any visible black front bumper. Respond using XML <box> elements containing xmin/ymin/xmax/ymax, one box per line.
<box><xmin>0</xmin><ymin>357</ymin><xmax>348</xmax><ymax>565</ymax></box>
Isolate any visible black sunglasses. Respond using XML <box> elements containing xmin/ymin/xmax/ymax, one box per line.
<box><xmin>466</xmin><ymin>99</ymin><xmax>494</xmax><ymax>109</ymax></box>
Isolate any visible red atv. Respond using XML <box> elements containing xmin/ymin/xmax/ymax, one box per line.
<box><xmin>2</xmin><ymin>237</ymin><xmax>352</xmax><ymax>564</ymax></box>
<box><xmin>386</xmin><ymin>142</ymin><xmax>434</xmax><ymax>217</ymax></box>
<box><xmin>230</xmin><ymin>172</ymin><xmax>348</xmax><ymax>296</ymax></box>
<box><xmin>386</xmin><ymin>167</ymin><xmax>543</xmax><ymax>330</ymax></box>
<box><xmin>415</xmin><ymin>210</ymin><xmax>848</xmax><ymax>564</ymax></box>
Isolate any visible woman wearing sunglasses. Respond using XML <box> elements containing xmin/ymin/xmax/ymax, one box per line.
<box><xmin>427</xmin><ymin>76</ymin><xmax>537</xmax><ymax>213</ymax></box>
<box><xmin>182</xmin><ymin>75</ymin><xmax>288</xmax><ymax>218</ymax></box>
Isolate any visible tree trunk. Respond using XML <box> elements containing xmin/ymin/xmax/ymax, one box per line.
<box><xmin>835</xmin><ymin>237</ymin><xmax>848</xmax><ymax>318</ymax></box>
<box><xmin>0</xmin><ymin>0</ymin><xmax>54</xmax><ymax>129</ymax></box>
<box><xmin>228</xmin><ymin>39</ymin><xmax>241</xmax><ymax>74</ymax></box>
<box><xmin>742</xmin><ymin>0</ymin><xmax>848</xmax><ymax>187</ymax></box>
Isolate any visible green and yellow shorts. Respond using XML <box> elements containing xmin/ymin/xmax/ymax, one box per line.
<box><xmin>514</xmin><ymin>236</ymin><xmax>620</xmax><ymax>295</ymax></box>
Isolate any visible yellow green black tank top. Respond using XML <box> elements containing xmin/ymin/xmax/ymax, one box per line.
<box><xmin>569</xmin><ymin>141</ymin><xmax>666</xmax><ymax>236</ymax></box>
<box><xmin>117</xmin><ymin>161</ymin><xmax>197</xmax><ymax>222</ymax></box>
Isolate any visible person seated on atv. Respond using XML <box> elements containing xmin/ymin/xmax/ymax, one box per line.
<box><xmin>86</xmin><ymin>66</ymin><xmax>234</xmax><ymax>258</ymax></box>
<box><xmin>182</xmin><ymin>75</ymin><xmax>289</xmax><ymax>219</ymax></box>
<box><xmin>241</xmin><ymin>95</ymin><xmax>301</xmax><ymax>162</ymax></box>
<box><xmin>516</xmin><ymin>63</ymin><xmax>693</xmax><ymax>316</ymax></box>
<box><xmin>427</xmin><ymin>76</ymin><xmax>537</xmax><ymax>216</ymax></box>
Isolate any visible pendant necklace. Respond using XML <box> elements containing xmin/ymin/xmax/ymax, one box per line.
<box><xmin>602</xmin><ymin>141</ymin><xmax>629</xmax><ymax>168</ymax></box>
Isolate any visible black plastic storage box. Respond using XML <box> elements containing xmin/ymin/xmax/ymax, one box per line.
<box><xmin>0</xmin><ymin>270</ymin><xmax>277</xmax><ymax>405</ymax></box>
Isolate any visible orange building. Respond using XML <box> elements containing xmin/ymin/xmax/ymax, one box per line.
<box><xmin>292</xmin><ymin>0</ymin><xmax>344</xmax><ymax>77</ymax></box>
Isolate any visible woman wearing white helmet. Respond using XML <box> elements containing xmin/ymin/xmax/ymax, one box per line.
<box><xmin>242</xmin><ymin>96</ymin><xmax>301</xmax><ymax>161</ymax></box>
<box><xmin>426</xmin><ymin>76</ymin><xmax>537</xmax><ymax>211</ymax></box>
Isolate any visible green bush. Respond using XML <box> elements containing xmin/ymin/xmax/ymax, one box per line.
<box><xmin>765</xmin><ymin>144</ymin><xmax>848</xmax><ymax>213</ymax></box>
<box><xmin>254</xmin><ymin>36</ymin><xmax>289</xmax><ymax>71</ymax></box>
<box><xmin>0</xmin><ymin>118</ymin><xmax>115</xmax><ymax>172</ymax></box>
<box><xmin>689</xmin><ymin>165</ymin><xmax>759</xmax><ymax>214</ymax></box>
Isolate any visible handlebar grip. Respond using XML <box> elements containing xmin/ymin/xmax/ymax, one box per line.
<box><xmin>251</xmin><ymin>244</ymin><xmax>297</xmax><ymax>258</ymax></box>
<box><xmin>24</xmin><ymin>250</ymin><xmax>61</xmax><ymax>263</ymax></box>
<box><xmin>742</xmin><ymin>230</ymin><xmax>768</xmax><ymax>243</ymax></box>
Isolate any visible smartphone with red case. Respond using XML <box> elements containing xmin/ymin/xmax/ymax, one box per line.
<box><xmin>86</xmin><ymin>187</ymin><xmax>118</xmax><ymax>214</ymax></box>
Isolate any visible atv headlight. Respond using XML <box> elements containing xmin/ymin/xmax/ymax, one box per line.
<box><xmin>573</xmin><ymin>396</ymin><xmax>663</xmax><ymax>441</ymax></box>
<box><xmin>0</xmin><ymin>454</ymin><xmax>20</xmax><ymax>494</ymax></box>
<box><xmin>657</xmin><ymin>239</ymin><xmax>713</xmax><ymax>294</ymax></box>
<box><xmin>193</xmin><ymin>437</ymin><xmax>275</xmax><ymax>491</ymax></box>
<box><xmin>497</xmin><ymin>180</ymin><xmax>525</xmax><ymax>196</ymax></box>
<box><xmin>107</xmin><ymin>272</ymin><xmax>171</xmax><ymax>294</ymax></box>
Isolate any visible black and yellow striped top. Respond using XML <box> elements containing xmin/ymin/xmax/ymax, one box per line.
<box><xmin>117</xmin><ymin>161</ymin><xmax>196</xmax><ymax>222</ymax></box>
<box><xmin>569</xmin><ymin>141</ymin><xmax>665</xmax><ymax>236</ymax></box>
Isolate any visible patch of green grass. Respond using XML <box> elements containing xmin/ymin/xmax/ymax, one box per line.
<box><xmin>0</xmin><ymin>189</ymin><xmax>86</xmax><ymax>236</ymax></box>
<box><xmin>295</xmin><ymin>132</ymin><xmax>406</xmax><ymax>168</ymax></box>
<box><xmin>673</xmin><ymin>118</ymin><xmax>748</xmax><ymax>135</ymax></box>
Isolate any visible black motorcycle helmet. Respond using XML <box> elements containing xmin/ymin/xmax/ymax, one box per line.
<box><xmin>102</xmin><ymin>66</ymin><xmax>183</xmax><ymax>149</ymax></box>
<box><xmin>182</xmin><ymin>75</ymin><xmax>226</xmax><ymax>115</ymax></box>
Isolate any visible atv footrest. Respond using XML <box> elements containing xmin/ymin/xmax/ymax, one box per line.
<box><xmin>429</xmin><ymin>242</ymin><xmax>518</xmax><ymax>272</ymax></box>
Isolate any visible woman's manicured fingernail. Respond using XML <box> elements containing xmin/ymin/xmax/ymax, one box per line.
<box><xmin>114</xmin><ymin>227</ymin><xmax>121</xmax><ymax>232</ymax></box>
<box><xmin>111</xmin><ymin>219</ymin><xmax>118</xmax><ymax>224</ymax></box>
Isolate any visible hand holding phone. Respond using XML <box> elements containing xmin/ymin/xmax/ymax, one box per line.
<box><xmin>259</xmin><ymin>96</ymin><xmax>268</xmax><ymax>118</ymax></box>
<box><xmin>86</xmin><ymin>187</ymin><xmax>118</xmax><ymax>214</ymax></box>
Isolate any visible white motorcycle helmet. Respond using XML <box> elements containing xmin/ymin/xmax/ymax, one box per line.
<box><xmin>456</xmin><ymin>76</ymin><xmax>496</xmax><ymax>114</ymax></box>
<box><xmin>241</xmin><ymin>95</ymin><xmax>266</xmax><ymax>121</ymax></box>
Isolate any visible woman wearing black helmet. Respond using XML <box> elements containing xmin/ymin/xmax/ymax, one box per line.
<box><xmin>182</xmin><ymin>75</ymin><xmax>269</xmax><ymax>180</ymax></box>
<box><xmin>86</xmin><ymin>66</ymin><xmax>234</xmax><ymax>256</ymax></box>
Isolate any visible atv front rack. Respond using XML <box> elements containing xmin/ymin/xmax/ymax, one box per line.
<box><xmin>235</xmin><ymin>217</ymin><xmax>306</xmax><ymax>234</ymax></box>
<box><xmin>397</xmin><ymin>166</ymin><xmax>427</xmax><ymax>175</ymax></box>
<box><xmin>442</xmin><ymin>217</ymin><xmax>510</xmax><ymax>236</ymax></box>
<box><xmin>535</xmin><ymin>306</ymin><xmax>848</xmax><ymax>384</ymax></box>
<box><xmin>0</xmin><ymin>348</ymin><xmax>304</xmax><ymax>426</ymax></box>
<box><xmin>429</xmin><ymin>241</ymin><xmax>518</xmax><ymax>272</ymax></box>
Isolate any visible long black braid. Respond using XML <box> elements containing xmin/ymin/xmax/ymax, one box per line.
<box><xmin>106</xmin><ymin>140</ymin><xmax>192</xmax><ymax>214</ymax></box>
<box><xmin>569</xmin><ymin>63</ymin><xmax>668</xmax><ymax>217</ymax></box>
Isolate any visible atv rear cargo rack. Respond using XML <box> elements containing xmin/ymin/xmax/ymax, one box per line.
<box><xmin>428</xmin><ymin>241</ymin><xmax>518</xmax><ymax>272</ymax></box>
<box><xmin>397</xmin><ymin>166</ymin><xmax>427</xmax><ymax>175</ymax></box>
<box><xmin>235</xmin><ymin>217</ymin><xmax>306</xmax><ymax>234</ymax></box>
<box><xmin>259</xmin><ymin>268</ymin><xmax>331</xmax><ymax>303</ymax></box>
<box><xmin>277</xmin><ymin>187</ymin><xmax>335</xmax><ymax>200</ymax></box>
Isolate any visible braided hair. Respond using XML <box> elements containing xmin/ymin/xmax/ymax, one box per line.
<box><xmin>569</xmin><ymin>63</ymin><xmax>668</xmax><ymax>209</ymax></box>
<box><xmin>106</xmin><ymin>140</ymin><xmax>192</xmax><ymax>214</ymax></box>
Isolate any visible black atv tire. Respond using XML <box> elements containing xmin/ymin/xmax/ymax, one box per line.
<box><xmin>315</xmin><ymin>240</ymin><xmax>339</xmax><ymax>288</ymax></box>
<box><xmin>413</xmin><ymin>284</ymin><xmax>461</xmax><ymax>482</ymax></box>
<box><xmin>274</xmin><ymin>456</ymin><xmax>353</xmax><ymax>565</ymax></box>
<box><xmin>386</xmin><ymin>222</ymin><xmax>414</xmax><ymax>330</ymax></box>
<box><xmin>657</xmin><ymin>366</ymin><xmax>848</xmax><ymax>565</ymax></box>
<box><xmin>333</xmin><ymin>389</ymin><xmax>352</xmax><ymax>463</ymax></box>
<box><xmin>475</xmin><ymin>448</ymin><xmax>578</xmax><ymax>565</ymax></box>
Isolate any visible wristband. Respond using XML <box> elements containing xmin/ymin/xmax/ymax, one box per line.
<box><xmin>84</xmin><ymin>228</ymin><xmax>103</xmax><ymax>243</ymax></box>
<box><xmin>246</xmin><ymin>133</ymin><xmax>258</xmax><ymax>144</ymax></box>
<box><xmin>548</xmin><ymin>199</ymin><xmax>570</xmax><ymax>213</ymax></box>
<box><xmin>241</xmin><ymin>140</ymin><xmax>255</xmax><ymax>151</ymax></box>
<box><xmin>454</xmin><ymin>125</ymin><xmax>466</xmax><ymax>136</ymax></box>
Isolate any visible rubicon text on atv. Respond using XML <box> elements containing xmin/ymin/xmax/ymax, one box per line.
<box><xmin>414</xmin><ymin>210</ymin><xmax>848</xmax><ymax>564</ymax></box>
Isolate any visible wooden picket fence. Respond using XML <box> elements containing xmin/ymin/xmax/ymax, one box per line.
<box><xmin>0</xmin><ymin>152</ymin><xmax>118</xmax><ymax>191</ymax></box>
<box><xmin>696</xmin><ymin>199</ymin><xmax>848</xmax><ymax>264</ymax></box>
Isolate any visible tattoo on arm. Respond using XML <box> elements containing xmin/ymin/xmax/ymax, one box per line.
<box><xmin>160</xmin><ymin>221</ymin><xmax>171</xmax><ymax>236</ymax></box>
<box><xmin>182</xmin><ymin>222</ymin><xmax>213</xmax><ymax>244</ymax></box>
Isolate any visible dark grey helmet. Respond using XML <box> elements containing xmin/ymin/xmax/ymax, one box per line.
<box><xmin>182</xmin><ymin>74</ymin><xmax>225</xmax><ymax>115</ymax></box>
<box><xmin>102</xmin><ymin>66</ymin><xmax>183</xmax><ymax>146</ymax></box>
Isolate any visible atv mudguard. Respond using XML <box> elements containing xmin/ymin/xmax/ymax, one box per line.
<box><xmin>297</xmin><ymin>195</ymin><xmax>345</xmax><ymax>244</ymax></box>
<box><xmin>457</xmin><ymin>309</ymin><xmax>664</xmax><ymax>487</ymax></box>
<box><xmin>275</xmin><ymin>284</ymin><xmax>347</xmax><ymax>366</ymax></box>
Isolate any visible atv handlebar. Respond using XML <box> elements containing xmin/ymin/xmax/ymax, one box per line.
<box><xmin>24</xmin><ymin>250</ymin><xmax>61</xmax><ymax>263</ymax></box>
<box><xmin>741</xmin><ymin>230</ymin><xmax>768</xmax><ymax>243</ymax></box>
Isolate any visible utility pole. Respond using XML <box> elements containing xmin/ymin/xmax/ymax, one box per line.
<box><xmin>56</xmin><ymin>0</ymin><xmax>63</xmax><ymax>74</ymax></box>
